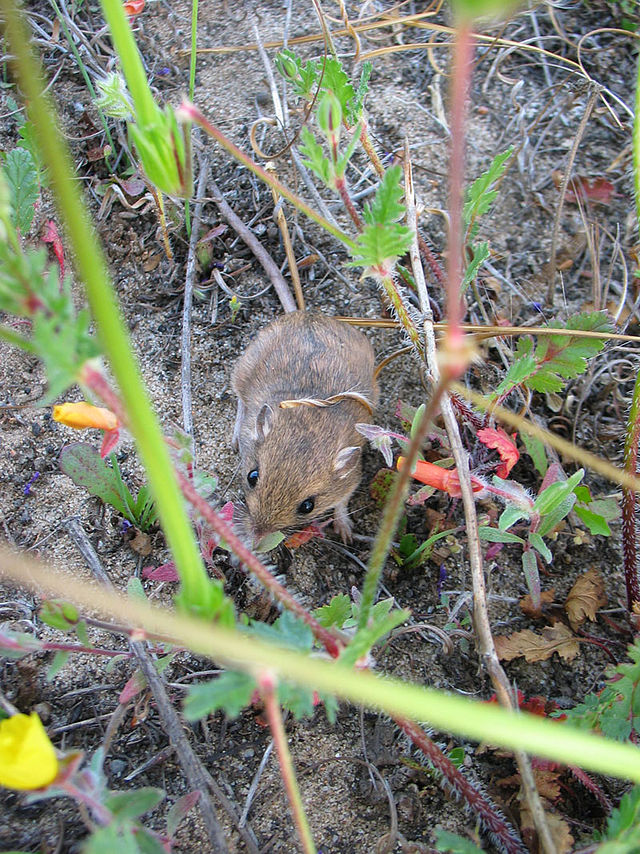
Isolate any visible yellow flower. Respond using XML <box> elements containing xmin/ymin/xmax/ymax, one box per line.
<box><xmin>0</xmin><ymin>713</ymin><xmax>59</xmax><ymax>790</ymax></box>
<box><xmin>53</xmin><ymin>402</ymin><xmax>118</xmax><ymax>431</ymax></box>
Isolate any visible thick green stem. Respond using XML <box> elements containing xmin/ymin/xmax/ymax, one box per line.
<box><xmin>99</xmin><ymin>0</ymin><xmax>158</xmax><ymax>126</ymax></box>
<box><xmin>1</xmin><ymin>0</ymin><xmax>212</xmax><ymax>613</ymax></box>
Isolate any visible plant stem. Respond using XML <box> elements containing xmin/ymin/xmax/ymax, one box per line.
<box><xmin>397</xmin><ymin>717</ymin><xmax>527</xmax><ymax>854</ymax></box>
<box><xmin>6</xmin><ymin>548</ymin><xmax>640</xmax><ymax>784</ymax></box>
<box><xmin>260</xmin><ymin>674</ymin><xmax>316</xmax><ymax>854</ymax></box>
<box><xmin>175</xmin><ymin>471</ymin><xmax>341</xmax><ymax>658</ymax></box>
<box><xmin>181</xmin><ymin>102</ymin><xmax>358</xmax><ymax>253</ymax></box>
<box><xmin>1</xmin><ymin>1</ymin><xmax>212</xmax><ymax>613</ymax></box>
<box><xmin>357</xmin><ymin>382</ymin><xmax>446</xmax><ymax>631</ymax></box>
<box><xmin>622</xmin><ymin>371</ymin><xmax>640</xmax><ymax>613</ymax></box>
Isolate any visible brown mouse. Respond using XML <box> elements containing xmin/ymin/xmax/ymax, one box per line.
<box><xmin>231</xmin><ymin>311</ymin><xmax>378</xmax><ymax>545</ymax></box>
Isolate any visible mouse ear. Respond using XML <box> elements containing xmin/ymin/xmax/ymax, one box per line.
<box><xmin>333</xmin><ymin>445</ymin><xmax>361</xmax><ymax>479</ymax></box>
<box><xmin>254</xmin><ymin>404</ymin><xmax>274</xmax><ymax>443</ymax></box>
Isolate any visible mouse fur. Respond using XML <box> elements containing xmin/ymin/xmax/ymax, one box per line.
<box><xmin>231</xmin><ymin>311</ymin><xmax>378</xmax><ymax>544</ymax></box>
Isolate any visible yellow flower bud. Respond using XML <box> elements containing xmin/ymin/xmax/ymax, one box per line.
<box><xmin>53</xmin><ymin>402</ymin><xmax>118</xmax><ymax>431</ymax></box>
<box><xmin>0</xmin><ymin>713</ymin><xmax>59</xmax><ymax>790</ymax></box>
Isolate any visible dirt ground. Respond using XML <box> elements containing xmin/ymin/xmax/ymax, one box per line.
<box><xmin>0</xmin><ymin>0</ymin><xmax>639</xmax><ymax>851</ymax></box>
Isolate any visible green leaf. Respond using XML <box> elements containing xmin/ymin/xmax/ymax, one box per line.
<box><xmin>133</xmin><ymin>829</ymin><xmax>168</xmax><ymax>854</ymax></box>
<box><xmin>435</xmin><ymin>828</ymin><xmax>483</xmax><ymax>853</ymax></box>
<box><xmin>4</xmin><ymin>147</ymin><xmax>39</xmax><ymax>233</ymax></box>
<box><xmin>277</xmin><ymin>680</ymin><xmax>316</xmax><ymax>719</ymax></box>
<box><xmin>105</xmin><ymin>788</ymin><xmax>165</xmax><ymax>821</ymax></box>
<box><xmin>534</xmin><ymin>469</ymin><xmax>584</xmax><ymax>516</ymax></box>
<box><xmin>478</xmin><ymin>526</ymin><xmax>525</xmax><ymax>545</ymax></box>
<box><xmin>521</xmin><ymin>548</ymin><xmax>540</xmax><ymax>605</ymax></box>
<box><xmin>320</xmin><ymin>57</ymin><xmax>355</xmax><ymax>113</ymax></box>
<box><xmin>59</xmin><ymin>443</ymin><xmax>129</xmax><ymax>517</ymax></box>
<box><xmin>528</xmin><ymin>532</ymin><xmax>552</xmax><ymax>562</ymax></box>
<box><xmin>184</xmin><ymin>671</ymin><xmax>255</xmax><ymax>720</ymax></box>
<box><xmin>600</xmin><ymin>786</ymin><xmax>640</xmax><ymax>852</ymax></box>
<box><xmin>341</xmin><ymin>601</ymin><xmax>410</xmax><ymax>667</ymax></box>
<box><xmin>127</xmin><ymin>576</ymin><xmax>147</xmax><ymax>601</ymax></box>
<box><xmin>347</xmin><ymin>62</ymin><xmax>372</xmax><ymax>124</ymax></box>
<box><xmin>520</xmin><ymin>431</ymin><xmax>548</xmax><ymax>475</ymax></box>
<box><xmin>47</xmin><ymin>651</ymin><xmax>69</xmax><ymax>681</ymax></box>
<box><xmin>299</xmin><ymin>126</ymin><xmax>332</xmax><ymax>186</ymax></box>
<box><xmin>498</xmin><ymin>505</ymin><xmax>528</xmax><ymax>530</ymax></box>
<box><xmin>39</xmin><ymin>599</ymin><xmax>79</xmax><ymax>631</ymax></box>
<box><xmin>84</xmin><ymin>825</ymin><xmax>139</xmax><ymax>854</ymax></box>
<box><xmin>463</xmin><ymin>146</ymin><xmax>513</xmax><ymax>234</ymax></box>
<box><xmin>315</xmin><ymin>593</ymin><xmax>351</xmax><ymax>628</ymax></box>
<box><xmin>349</xmin><ymin>222</ymin><xmax>413</xmax><ymax>269</ymax></box>
<box><xmin>574</xmin><ymin>505</ymin><xmax>612</xmax><ymax>536</ymax></box>
<box><xmin>362</xmin><ymin>164</ymin><xmax>406</xmax><ymax>226</ymax></box>
<box><xmin>249</xmin><ymin>610</ymin><xmax>313</xmax><ymax>652</ymax></box>
<box><xmin>537</xmin><ymin>494</ymin><xmax>577</xmax><ymax>537</ymax></box>
<box><xmin>461</xmin><ymin>241</ymin><xmax>489</xmax><ymax>292</ymax></box>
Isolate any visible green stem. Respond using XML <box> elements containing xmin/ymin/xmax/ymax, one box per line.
<box><xmin>260</xmin><ymin>675</ymin><xmax>316</xmax><ymax>854</ymax></box>
<box><xmin>1</xmin><ymin>0</ymin><xmax>211</xmax><ymax>612</ymax></box>
<box><xmin>99</xmin><ymin>0</ymin><xmax>158</xmax><ymax>126</ymax></box>
<box><xmin>181</xmin><ymin>102</ymin><xmax>358</xmax><ymax>253</ymax></box>
<box><xmin>356</xmin><ymin>382</ymin><xmax>446</xmax><ymax>631</ymax></box>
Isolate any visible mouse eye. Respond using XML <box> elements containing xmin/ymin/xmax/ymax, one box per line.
<box><xmin>247</xmin><ymin>469</ymin><xmax>259</xmax><ymax>488</ymax></box>
<box><xmin>297</xmin><ymin>497</ymin><xmax>315</xmax><ymax>516</ymax></box>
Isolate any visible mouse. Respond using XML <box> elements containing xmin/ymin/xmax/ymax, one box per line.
<box><xmin>231</xmin><ymin>310</ymin><xmax>378</xmax><ymax>545</ymax></box>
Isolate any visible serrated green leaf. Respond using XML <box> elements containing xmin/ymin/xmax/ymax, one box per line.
<box><xmin>363</xmin><ymin>164</ymin><xmax>406</xmax><ymax>226</ymax></box>
<box><xmin>348</xmin><ymin>222</ymin><xmax>413</xmax><ymax>269</ymax></box>
<box><xmin>315</xmin><ymin>593</ymin><xmax>352</xmax><ymax>628</ymax></box>
<box><xmin>105</xmin><ymin>788</ymin><xmax>165</xmax><ymax>821</ymax></box>
<box><xmin>478</xmin><ymin>526</ymin><xmax>525</xmax><ymax>544</ymax></box>
<box><xmin>461</xmin><ymin>241</ymin><xmax>489</xmax><ymax>292</ymax></box>
<box><xmin>346</xmin><ymin>62</ymin><xmax>371</xmax><ymax>124</ymax></box>
<box><xmin>463</xmin><ymin>146</ymin><xmax>513</xmax><ymax>234</ymax></box>
<box><xmin>249</xmin><ymin>610</ymin><xmax>313</xmax><ymax>652</ymax></box>
<box><xmin>320</xmin><ymin>57</ymin><xmax>354</xmax><ymax>113</ymax></box>
<box><xmin>184</xmin><ymin>671</ymin><xmax>255</xmax><ymax>720</ymax></box>
<box><xmin>341</xmin><ymin>605</ymin><xmax>409</xmax><ymax>667</ymax></box>
<box><xmin>4</xmin><ymin>147</ymin><xmax>39</xmax><ymax>234</ymax></box>
<box><xmin>278</xmin><ymin>680</ymin><xmax>316</xmax><ymax>719</ymax></box>
<box><xmin>299</xmin><ymin>126</ymin><xmax>332</xmax><ymax>186</ymax></box>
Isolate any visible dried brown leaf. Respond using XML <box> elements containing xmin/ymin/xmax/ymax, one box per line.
<box><xmin>520</xmin><ymin>805</ymin><xmax>574</xmax><ymax>853</ymax></box>
<box><xmin>494</xmin><ymin>622</ymin><xmax>579</xmax><ymax>663</ymax></box>
<box><xmin>564</xmin><ymin>569</ymin><xmax>607</xmax><ymax>630</ymax></box>
<box><xmin>520</xmin><ymin>588</ymin><xmax>555</xmax><ymax>618</ymax></box>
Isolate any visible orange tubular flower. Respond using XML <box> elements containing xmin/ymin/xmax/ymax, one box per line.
<box><xmin>53</xmin><ymin>402</ymin><xmax>118</xmax><ymax>431</ymax></box>
<box><xmin>397</xmin><ymin>456</ymin><xmax>485</xmax><ymax>497</ymax></box>
<box><xmin>0</xmin><ymin>713</ymin><xmax>59</xmax><ymax>790</ymax></box>
<box><xmin>53</xmin><ymin>402</ymin><xmax>120</xmax><ymax>457</ymax></box>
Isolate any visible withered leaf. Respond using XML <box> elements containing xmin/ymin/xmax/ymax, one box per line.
<box><xmin>564</xmin><ymin>569</ymin><xmax>607</xmax><ymax>630</ymax></box>
<box><xmin>520</xmin><ymin>588</ymin><xmax>556</xmax><ymax>618</ymax></box>
<box><xmin>520</xmin><ymin>805</ymin><xmax>574</xmax><ymax>853</ymax></box>
<box><xmin>129</xmin><ymin>529</ymin><xmax>152</xmax><ymax>556</ymax></box>
<box><xmin>494</xmin><ymin>622</ymin><xmax>579</xmax><ymax>663</ymax></box>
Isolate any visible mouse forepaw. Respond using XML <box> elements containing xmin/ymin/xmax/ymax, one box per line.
<box><xmin>333</xmin><ymin>502</ymin><xmax>353</xmax><ymax>544</ymax></box>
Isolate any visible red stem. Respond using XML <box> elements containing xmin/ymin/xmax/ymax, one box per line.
<box><xmin>396</xmin><ymin>716</ymin><xmax>527</xmax><ymax>854</ymax></box>
<box><xmin>176</xmin><ymin>471</ymin><xmax>341</xmax><ymax>658</ymax></box>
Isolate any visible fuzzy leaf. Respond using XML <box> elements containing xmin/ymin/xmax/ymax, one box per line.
<box><xmin>435</xmin><ymin>829</ymin><xmax>483</xmax><ymax>853</ymax></box>
<box><xmin>249</xmin><ymin>610</ymin><xmax>313</xmax><ymax>652</ymax></box>
<box><xmin>349</xmin><ymin>222</ymin><xmax>413</xmax><ymax>269</ymax></box>
<box><xmin>521</xmin><ymin>548</ymin><xmax>541</xmax><ymax>608</ymax></box>
<box><xmin>320</xmin><ymin>57</ymin><xmax>355</xmax><ymax>113</ymax></box>
<box><xmin>478</xmin><ymin>526</ymin><xmax>525</xmax><ymax>545</ymax></box>
<box><xmin>461</xmin><ymin>241</ymin><xmax>489</xmax><ymax>291</ymax></box>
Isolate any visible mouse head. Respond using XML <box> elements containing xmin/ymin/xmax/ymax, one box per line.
<box><xmin>240</xmin><ymin>402</ymin><xmax>362</xmax><ymax>543</ymax></box>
